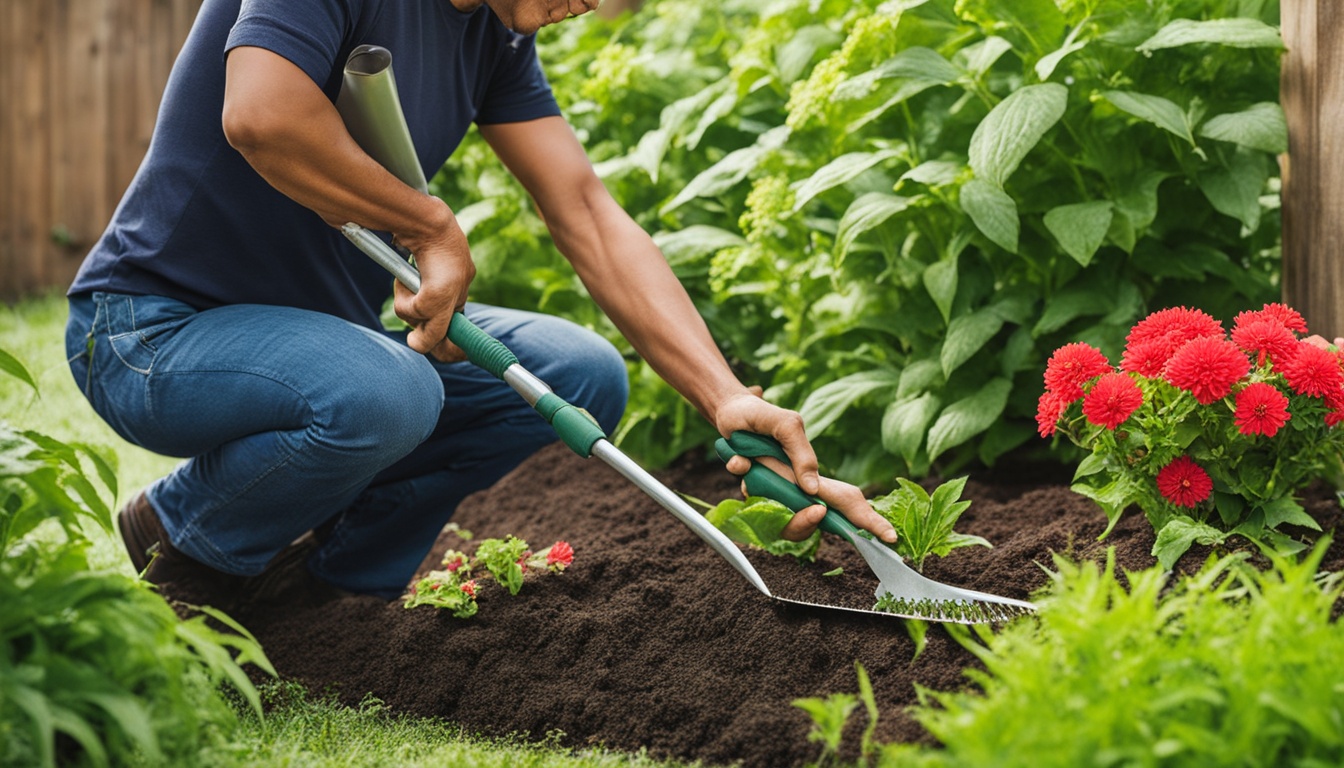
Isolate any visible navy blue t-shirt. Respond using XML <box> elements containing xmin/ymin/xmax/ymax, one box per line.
<box><xmin>69</xmin><ymin>0</ymin><xmax>560</xmax><ymax>330</ymax></box>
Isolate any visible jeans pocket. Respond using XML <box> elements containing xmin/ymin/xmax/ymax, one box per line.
<box><xmin>99</xmin><ymin>293</ymin><xmax>194</xmax><ymax>375</ymax></box>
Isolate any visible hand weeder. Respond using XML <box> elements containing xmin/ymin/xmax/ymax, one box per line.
<box><xmin>717</xmin><ymin>431</ymin><xmax>1036</xmax><ymax>623</ymax></box>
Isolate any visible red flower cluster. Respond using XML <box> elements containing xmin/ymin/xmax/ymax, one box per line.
<box><xmin>1041</xmin><ymin>302</ymin><xmax>1344</xmax><ymax>514</ymax></box>
<box><xmin>1156</xmin><ymin>456</ymin><xmax>1213</xmax><ymax>507</ymax></box>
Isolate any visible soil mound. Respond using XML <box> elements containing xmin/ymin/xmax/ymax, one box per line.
<box><xmin>236</xmin><ymin>443</ymin><xmax>1344</xmax><ymax>767</ymax></box>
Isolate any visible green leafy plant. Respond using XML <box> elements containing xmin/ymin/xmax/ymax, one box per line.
<box><xmin>794</xmin><ymin>691</ymin><xmax>857</xmax><ymax>766</ymax></box>
<box><xmin>0</xmin><ymin>348</ymin><xmax>273</xmax><ymax>768</ymax></box>
<box><xmin>871</xmin><ymin>476</ymin><xmax>990</xmax><ymax>571</ymax></box>
<box><xmin>893</xmin><ymin>541</ymin><xmax>1344</xmax><ymax>768</ymax></box>
<box><xmin>703</xmin><ymin>495</ymin><xmax>821</xmax><ymax>561</ymax></box>
<box><xmin>404</xmin><ymin>535</ymin><xmax>574</xmax><ymax>616</ymax></box>
<box><xmin>1039</xmin><ymin>303</ymin><xmax>1344</xmax><ymax>568</ymax></box>
<box><xmin>793</xmin><ymin>661</ymin><xmax>879</xmax><ymax>767</ymax></box>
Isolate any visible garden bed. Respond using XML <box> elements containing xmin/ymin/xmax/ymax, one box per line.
<box><xmin>236</xmin><ymin>443</ymin><xmax>1344</xmax><ymax>768</ymax></box>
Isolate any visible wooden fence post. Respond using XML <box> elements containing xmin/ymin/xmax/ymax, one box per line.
<box><xmin>1281</xmin><ymin>0</ymin><xmax>1344</xmax><ymax>336</ymax></box>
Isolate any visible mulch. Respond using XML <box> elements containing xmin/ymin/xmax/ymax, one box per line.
<box><xmin>233</xmin><ymin>442</ymin><xmax>1344</xmax><ymax>768</ymax></box>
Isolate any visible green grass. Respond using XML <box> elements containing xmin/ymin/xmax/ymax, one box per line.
<box><xmin>1</xmin><ymin>293</ymin><xmax>705</xmax><ymax>768</ymax></box>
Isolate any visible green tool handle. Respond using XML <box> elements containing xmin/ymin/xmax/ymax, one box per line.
<box><xmin>446</xmin><ymin>314</ymin><xmax>518</xmax><ymax>380</ymax></box>
<box><xmin>714</xmin><ymin>431</ymin><xmax>857</xmax><ymax>540</ymax></box>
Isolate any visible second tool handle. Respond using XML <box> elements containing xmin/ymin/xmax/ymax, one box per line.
<box><xmin>715</xmin><ymin>431</ymin><xmax>861</xmax><ymax>541</ymax></box>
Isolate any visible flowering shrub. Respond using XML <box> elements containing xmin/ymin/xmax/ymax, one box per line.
<box><xmin>1039</xmin><ymin>304</ymin><xmax>1344</xmax><ymax>567</ymax></box>
<box><xmin>404</xmin><ymin>535</ymin><xmax>574</xmax><ymax>616</ymax></box>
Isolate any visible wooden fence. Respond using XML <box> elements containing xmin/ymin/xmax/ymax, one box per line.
<box><xmin>2</xmin><ymin>0</ymin><xmax>1341</xmax><ymax>333</ymax></box>
<box><xmin>0</xmin><ymin>0</ymin><xmax>201</xmax><ymax>301</ymax></box>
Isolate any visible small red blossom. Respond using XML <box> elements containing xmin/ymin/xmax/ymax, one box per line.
<box><xmin>1231</xmin><ymin>317</ymin><xmax>1298</xmax><ymax>368</ymax></box>
<box><xmin>1162</xmin><ymin>336</ymin><xmax>1250</xmax><ymax>404</ymax></box>
<box><xmin>1281</xmin><ymin>342</ymin><xmax>1344</xmax><ymax>398</ymax></box>
<box><xmin>1082</xmin><ymin>373</ymin><xmax>1143</xmax><ymax>429</ymax></box>
<box><xmin>445</xmin><ymin>559</ymin><xmax>464</xmax><ymax>572</ymax></box>
<box><xmin>1036</xmin><ymin>391</ymin><xmax>1068</xmax><ymax>437</ymax></box>
<box><xmin>546</xmin><ymin>541</ymin><xmax>574</xmax><ymax>569</ymax></box>
<box><xmin>1156</xmin><ymin>456</ymin><xmax>1213</xmax><ymax>507</ymax></box>
<box><xmin>1126</xmin><ymin>307</ymin><xmax>1223</xmax><ymax>349</ymax></box>
<box><xmin>1256</xmin><ymin>302</ymin><xmax>1309</xmax><ymax>334</ymax></box>
<box><xmin>460</xmin><ymin>580</ymin><xmax>477</xmax><ymax>598</ymax></box>
<box><xmin>1234</xmin><ymin>382</ymin><xmax>1290</xmax><ymax>437</ymax></box>
<box><xmin>1044</xmin><ymin>342</ymin><xmax>1111</xmax><ymax>402</ymax></box>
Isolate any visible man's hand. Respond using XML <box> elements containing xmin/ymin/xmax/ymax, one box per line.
<box><xmin>391</xmin><ymin>199</ymin><xmax>476</xmax><ymax>362</ymax></box>
<box><xmin>715</xmin><ymin>390</ymin><xmax>898</xmax><ymax>545</ymax></box>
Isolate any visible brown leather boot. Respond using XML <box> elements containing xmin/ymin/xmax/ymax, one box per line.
<box><xmin>116</xmin><ymin>492</ymin><xmax>352</xmax><ymax>613</ymax></box>
<box><xmin>116</xmin><ymin>491</ymin><xmax>247</xmax><ymax>609</ymax></box>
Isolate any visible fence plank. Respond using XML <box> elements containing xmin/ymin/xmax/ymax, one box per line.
<box><xmin>2</xmin><ymin>1</ymin><xmax>54</xmax><ymax>299</ymax></box>
<box><xmin>1282</xmin><ymin>0</ymin><xmax>1344</xmax><ymax>337</ymax></box>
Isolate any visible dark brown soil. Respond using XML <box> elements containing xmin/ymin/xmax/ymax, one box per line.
<box><xmin>235</xmin><ymin>443</ymin><xmax>1344</xmax><ymax>768</ymax></box>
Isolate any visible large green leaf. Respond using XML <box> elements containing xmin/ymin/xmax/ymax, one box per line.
<box><xmin>882</xmin><ymin>393</ymin><xmax>941</xmax><ymax>463</ymax></box>
<box><xmin>926</xmin><ymin>378</ymin><xmax>1012</xmax><ymax>461</ymax></box>
<box><xmin>960</xmin><ymin>179</ymin><xmax>1019</xmax><ymax>253</ymax></box>
<box><xmin>653</xmin><ymin>226</ymin><xmax>747</xmax><ymax>269</ymax></box>
<box><xmin>799</xmin><ymin>369</ymin><xmax>902</xmax><ymax>438</ymax></box>
<box><xmin>835</xmin><ymin>193</ymin><xmax>914</xmax><ymax>258</ymax></box>
<box><xmin>1198</xmin><ymin>102</ymin><xmax>1288</xmax><ymax>155</ymax></box>
<box><xmin>661</xmin><ymin>126</ymin><xmax>789</xmax><ymax>214</ymax></box>
<box><xmin>1137</xmin><ymin>18</ymin><xmax>1285</xmax><ymax>53</ymax></box>
<box><xmin>833</xmin><ymin>47</ymin><xmax>961</xmax><ymax>101</ymax></box>
<box><xmin>0</xmin><ymin>348</ymin><xmax>37</xmax><ymax>394</ymax></box>
<box><xmin>969</xmin><ymin>83</ymin><xmax>1068</xmax><ymax>187</ymax></box>
<box><xmin>1044</xmin><ymin>201</ymin><xmax>1113</xmax><ymax>267</ymax></box>
<box><xmin>1103</xmin><ymin>91</ymin><xmax>1194</xmax><ymax>145</ymax></box>
<box><xmin>941</xmin><ymin>310</ymin><xmax>1005</xmax><ymax>378</ymax></box>
<box><xmin>792</xmin><ymin>149</ymin><xmax>904</xmax><ymax>212</ymax></box>
<box><xmin>1198</xmin><ymin>147</ymin><xmax>1270</xmax><ymax>232</ymax></box>
<box><xmin>923</xmin><ymin>258</ymin><xmax>959</xmax><ymax>324</ymax></box>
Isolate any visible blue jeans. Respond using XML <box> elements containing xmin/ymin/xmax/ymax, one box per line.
<box><xmin>66</xmin><ymin>292</ymin><xmax>628</xmax><ymax>598</ymax></box>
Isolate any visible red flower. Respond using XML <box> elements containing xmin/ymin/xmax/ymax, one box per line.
<box><xmin>1036</xmin><ymin>391</ymin><xmax>1068</xmax><ymax>437</ymax></box>
<box><xmin>1162</xmin><ymin>337</ymin><xmax>1250</xmax><ymax>404</ymax></box>
<box><xmin>1231</xmin><ymin>317</ymin><xmax>1298</xmax><ymax>368</ymax></box>
<box><xmin>1126</xmin><ymin>307</ymin><xmax>1223</xmax><ymax>349</ymax></box>
<box><xmin>546</xmin><ymin>541</ymin><xmax>574</xmax><ymax>569</ymax></box>
<box><xmin>1044</xmin><ymin>342</ymin><xmax>1111</xmax><ymax>401</ymax></box>
<box><xmin>1256</xmin><ymin>302</ymin><xmax>1309</xmax><ymax>334</ymax></box>
<box><xmin>1233</xmin><ymin>382</ymin><xmax>1290</xmax><ymax>437</ymax></box>
<box><xmin>1280</xmin><ymin>342</ymin><xmax>1344</xmax><ymax>398</ymax></box>
<box><xmin>1156</xmin><ymin>456</ymin><xmax>1213</xmax><ymax>507</ymax></box>
<box><xmin>460</xmin><ymin>580</ymin><xmax>477</xmax><ymax>598</ymax></box>
<box><xmin>1120</xmin><ymin>338</ymin><xmax>1178</xmax><ymax>377</ymax></box>
<box><xmin>1082</xmin><ymin>373</ymin><xmax>1143</xmax><ymax>429</ymax></box>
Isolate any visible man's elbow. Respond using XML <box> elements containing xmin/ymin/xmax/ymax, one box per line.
<box><xmin>221</xmin><ymin>98</ymin><xmax>276</xmax><ymax>156</ymax></box>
